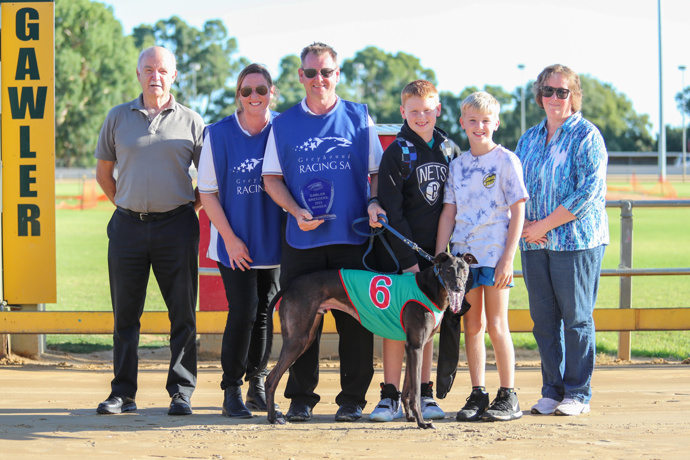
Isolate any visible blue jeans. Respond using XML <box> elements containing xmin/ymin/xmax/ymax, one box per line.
<box><xmin>521</xmin><ymin>246</ymin><xmax>605</xmax><ymax>403</ymax></box>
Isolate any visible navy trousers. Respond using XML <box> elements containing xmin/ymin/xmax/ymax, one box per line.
<box><xmin>279</xmin><ymin>238</ymin><xmax>374</xmax><ymax>409</ymax></box>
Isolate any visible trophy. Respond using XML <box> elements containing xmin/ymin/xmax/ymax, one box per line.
<box><xmin>300</xmin><ymin>178</ymin><xmax>336</xmax><ymax>221</ymax></box>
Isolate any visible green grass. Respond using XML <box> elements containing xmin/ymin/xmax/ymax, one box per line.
<box><xmin>48</xmin><ymin>196</ymin><xmax>170</xmax><ymax>353</ymax></box>
<box><xmin>45</xmin><ymin>179</ymin><xmax>690</xmax><ymax>359</ymax></box>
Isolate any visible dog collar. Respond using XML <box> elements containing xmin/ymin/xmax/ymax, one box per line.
<box><xmin>434</xmin><ymin>265</ymin><xmax>447</xmax><ymax>292</ymax></box>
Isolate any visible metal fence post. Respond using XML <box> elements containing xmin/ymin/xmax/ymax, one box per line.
<box><xmin>618</xmin><ymin>200</ymin><xmax>634</xmax><ymax>360</ymax></box>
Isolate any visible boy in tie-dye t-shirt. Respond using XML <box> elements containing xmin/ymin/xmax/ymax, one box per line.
<box><xmin>436</xmin><ymin>91</ymin><xmax>528</xmax><ymax>422</ymax></box>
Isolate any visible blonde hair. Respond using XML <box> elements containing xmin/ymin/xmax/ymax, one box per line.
<box><xmin>401</xmin><ymin>80</ymin><xmax>439</xmax><ymax>106</ymax></box>
<box><xmin>460</xmin><ymin>91</ymin><xmax>500</xmax><ymax>118</ymax></box>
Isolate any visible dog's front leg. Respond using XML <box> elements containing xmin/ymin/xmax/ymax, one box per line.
<box><xmin>402</xmin><ymin>308</ymin><xmax>436</xmax><ymax>429</ymax></box>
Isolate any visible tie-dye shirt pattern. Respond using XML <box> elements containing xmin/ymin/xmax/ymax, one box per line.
<box><xmin>515</xmin><ymin>112</ymin><xmax>609</xmax><ymax>251</ymax></box>
<box><xmin>444</xmin><ymin>145</ymin><xmax>529</xmax><ymax>267</ymax></box>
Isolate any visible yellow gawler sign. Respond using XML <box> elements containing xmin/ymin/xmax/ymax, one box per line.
<box><xmin>1</xmin><ymin>1</ymin><xmax>56</xmax><ymax>303</ymax></box>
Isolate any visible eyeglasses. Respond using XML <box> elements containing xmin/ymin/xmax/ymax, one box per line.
<box><xmin>541</xmin><ymin>86</ymin><xmax>571</xmax><ymax>99</ymax></box>
<box><xmin>301</xmin><ymin>67</ymin><xmax>337</xmax><ymax>79</ymax></box>
<box><xmin>239</xmin><ymin>85</ymin><xmax>269</xmax><ymax>97</ymax></box>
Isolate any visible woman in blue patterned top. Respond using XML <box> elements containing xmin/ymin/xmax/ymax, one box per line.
<box><xmin>515</xmin><ymin>64</ymin><xmax>608</xmax><ymax>417</ymax></box>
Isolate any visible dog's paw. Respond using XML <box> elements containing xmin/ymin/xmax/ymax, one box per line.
<box><xmin>417</xmin><ymin>421</ymin><xmax>436</xmax><ymax>430</ymax></box>
<box><xmin>269</xmin><ymin>410</ymin><xmax>286</xmax><ymax>425</ymax></box>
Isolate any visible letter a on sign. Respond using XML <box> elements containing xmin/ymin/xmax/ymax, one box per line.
<box><xmin>1</xmin><ymin>1</ymin><xmax>57</xmax><ymax>303</ymax></box>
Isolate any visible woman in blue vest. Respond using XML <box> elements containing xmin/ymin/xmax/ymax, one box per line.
<box><xmin>198</xmin><ymin>64</ymin><xmax>284</xmax><ymax>417</ymax></box>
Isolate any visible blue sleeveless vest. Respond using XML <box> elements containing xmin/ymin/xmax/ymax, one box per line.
<box><xmin>207</xmin><ymin>112</ymin><xmax>284</xmax><ymax>267</ymax></box>
<box><xmin>272</xmin><ymin>100</ymin><xmax>370</xmax><ymax>249</ymax></box>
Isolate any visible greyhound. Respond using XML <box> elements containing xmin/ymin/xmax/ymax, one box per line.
<box><xmin>255</xmin><ymin>252</ymin><xmax>477</xmax><ymax>429</ymax></box>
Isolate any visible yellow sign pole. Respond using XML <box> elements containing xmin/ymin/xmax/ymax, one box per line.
<box><xmin>1</xmin><ymin>1</ymin><xmax>56</xmax><ymax>304</ymax></box>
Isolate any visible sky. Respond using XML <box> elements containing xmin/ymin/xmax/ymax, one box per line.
<box><xmin>104</xmin><ymin>0</ymin><xmax>690</xmax><ymax>134</ymax></box>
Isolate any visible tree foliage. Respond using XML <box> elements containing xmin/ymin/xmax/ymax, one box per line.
<box><xmin>273</xmin><ymin>55</ymin><xmax>304</xmax><ymax>113</ymax></box>
<box><xmin>132</xmin><ymin>16</ymin><xmax>247</xmax><ymax>121</ymax></box>
<box><xmin>580</xmin><ymin>75</ymin><xmax>654</xmax><ymax>152</ymax></box>
<box><xmin>55</xmin><ymin>0</ymin><xmax>140</xmax><ymax>167</ymax></box>
<box><xmin>51</xmin><ymin>4</ymin><xmax>663</xmax><ymax>167</ymax></box>
<box><xmin>339</xmin><ymin>47</ymin><xmax>436</xmax><ymax>123</ymax></box>
<box><xmin>675</xmin><ymin>88</ymin><xmax>690</xmax><ymax>117</ymax></box>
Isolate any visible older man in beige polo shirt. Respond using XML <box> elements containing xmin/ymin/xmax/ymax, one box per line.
<box><xmin>94</xmin><ymin>46</ymin><xmax>204</xmax><ymax>416</ymax></box>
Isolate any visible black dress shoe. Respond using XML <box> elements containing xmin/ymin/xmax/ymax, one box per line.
<box><xmin>97</xmin><ymin>395</ymin><xmax>136</xmax><ymax>414</ymax></box>
<box><xmin>168</xmin><ymin>393</ymin><xmax>193</xmax><ymax>416</ymax></box>
<box><xmin>285</xmin><ymin>401</ymin><xmax>312</xmax><ymax>422</ymax></box>
<box><xmin>335</xmin><ymin>402</ymin><xmax>363</xmax><ymax>422</ymax></box>
<box><xmin>222</xmin><ymin>386</ymin><xmax>252</xmax><ymax>418</ymax></box>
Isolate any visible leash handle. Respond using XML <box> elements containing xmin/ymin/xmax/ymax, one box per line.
<box><xmin>351</xmin><ymin>216</ymin><xmax>400</xmax><ymax>274</ymax></box>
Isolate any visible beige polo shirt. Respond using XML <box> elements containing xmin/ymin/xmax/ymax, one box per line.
<box><xmin>95</xmin><ymin>94</ymin><xmax>204</xmax><ymax>213</ymax></box>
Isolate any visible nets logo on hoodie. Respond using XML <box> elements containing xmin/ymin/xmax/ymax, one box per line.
<box><xmin>416</xmin><ymin>162</ymin><xmax>448</xmax><ymax>205</ymax></box>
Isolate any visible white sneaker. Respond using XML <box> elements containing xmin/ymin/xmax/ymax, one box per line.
<box><xmin>555</xmin><ymin>398</ymin><xmax>590</xmax><ymax>416</ymax></box>
<box><xmin>369</xmin><ymin>397</ymin><xmax>403</xmax><ymax>422</ymax></box>
<box><xmin>531</xmin><ymin>397</ymin><xmax>561</xmax><ymax>415</ymax></box>
<box><xmin>421</xmin><ymin>396</ymin><xmax>446</xmax><ymax>420</ymax></box>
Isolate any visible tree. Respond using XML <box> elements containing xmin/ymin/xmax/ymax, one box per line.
<box><xmin>132</xmin><ymin>16</ymin><xmax>247</xmax><ymax>121</ymax></box>
<box><xmin>580</xmin><ymin>75</ymin><xmax>654</xmax><ymax>152</ymax></box>
<box><xmin>55</xmin><ymin>0</ymin><xmax>140</xmax><ymax>167</ymax></box>
<box><xmin>437</xmin><ymin>90</ymin><xmax>466</xmax><ymax>147</ymax></box>
<box><xmin>675</xmin><ymin>87</ymin><xmax>690</xmax><ymax>117</ymax></box>
<box><xmin>437</xmin><ymin>84</ymin><xmax>544</xmax><ymax>152</ymax></box>
<box><xmin>273</xmin><ymin>55</ymin><xmax>304</xmax><ymax>113</ymax></box>
<box><xmin>494</xmin><ymin>83</ymin><xmax>546</xmax><ymax>152</ymax></box>
<box><xmin>339</xmin><ymin>47</ymin><xmax>436</xmax><ymax>123</ymax></box>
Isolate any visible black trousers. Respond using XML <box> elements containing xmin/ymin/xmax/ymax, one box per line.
<box><xmin>218</xmin><ymin>263</ymin><xmax>280</xmax><ymax>389</ymax></box>
<box><xmin>107</xmin><ymin>206</ymin><xmax>199</xmax><ymax>399</ymax></box>
<box><xmin>280</xmin><ymin>238</ymin><xmax>374</xmax><ymax>409</ymax></box>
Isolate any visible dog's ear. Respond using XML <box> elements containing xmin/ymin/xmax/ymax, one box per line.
<box><xmin>434</xmin><ymin>252</ymin><xmax>450</xmax><ymax>264</ymax></box>
<box><xmin>463</xmin><ymin>253</ymin><xmax>478</xmax><ymax>265</ymax></box>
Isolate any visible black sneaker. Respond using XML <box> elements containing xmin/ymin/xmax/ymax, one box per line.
<box><xmin>481</xmin><ymin>389</ymin><xmax>523</xmax><ymax>422</ymax></box>
<box><xmin>335</xmin><ymin>402</ymin><xmax>363</xmax><ymax>422</ymax></box>
<box><xmin>456</xmin><ymin>388</ymin><xmax>489</xmax><ymax>422</ymax></box>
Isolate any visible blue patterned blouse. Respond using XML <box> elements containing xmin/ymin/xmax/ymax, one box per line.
<box><xmin>515</xmin><ymin>112</ymin><xmax>609</xmax><ymax>252</ymax></box>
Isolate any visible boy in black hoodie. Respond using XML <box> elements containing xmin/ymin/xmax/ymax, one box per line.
<box><xmin>369</xmin><ymin>80</ymin><xmax>461</xmax><ymax>422</ymax></box>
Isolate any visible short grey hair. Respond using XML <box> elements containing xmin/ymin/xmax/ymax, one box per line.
<box><xmin>137</xmin><ymin>46</ymin><xmax>177</xmax><ymax>72</ymax></box>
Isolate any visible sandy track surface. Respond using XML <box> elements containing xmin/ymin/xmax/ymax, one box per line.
<box><xmin>1</xmin><ymin>351</ymin><xmax>689</xmax><ymax>460</ymax></box>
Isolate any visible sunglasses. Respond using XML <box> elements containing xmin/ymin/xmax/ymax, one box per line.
<box><xmin>239</xmin><ymin>85</ymin><xmax>269</xmax><ymax>97</ymax></box>
<box><xmin>541</xmin><ymin>86</ymin><xmax>571</xmax><ymax>99</ymax></box>
<box><xmin>301</xmin><ymin>67</ymin><xmax>337</xmax><ymax>79</ymax></box>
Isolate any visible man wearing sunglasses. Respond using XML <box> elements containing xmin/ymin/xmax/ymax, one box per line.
<box><xmin>263</xmin><ymin>42</ymin><xmax>384</xmax><ymax>423</ymax></box>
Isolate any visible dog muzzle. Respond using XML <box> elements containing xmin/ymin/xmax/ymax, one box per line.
<box><xmin>447</xmin><ymin>287</ymin><xmax>466</xmax><ymax>314</ymax></box>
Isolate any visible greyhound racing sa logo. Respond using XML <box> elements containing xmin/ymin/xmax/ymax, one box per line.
<box><xmin>231</xmin><ymin>158</ymin><xmax>263</xmax><ymax>173</ymax></box>
<box><xmin>296</xmin><ymin>137</ymin><xmax>353</xmax><ymax>173</ymax></box>
<box><xmin>483</xmin><ymin>172</ymin><xmax>497</xmax><ymax>189</ymax></box>
<box><xmin>369</xmin><ymin>275</ymin><xmax>393</xmax><ymax>309</ymax></box>
<box><xmin>416</xmin><ymin>162</ymin><xmax>448</xmax><ymax>205</ymax></box>
<box><xmin>232</xmin><ymin>158</ymin><xmax>265</xmax><ymax>195</ymax></box>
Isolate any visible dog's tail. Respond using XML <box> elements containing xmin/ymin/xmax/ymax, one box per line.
<box><xmin>245</xmin><ymin>289</ymin><xmax>284</xmax><ymax>381</ymax></box>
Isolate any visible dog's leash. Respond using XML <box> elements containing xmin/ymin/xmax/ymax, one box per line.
<box><xmin>351</xmin><ymin>214</ymin><xmax>437</xmax><ymax>275</ymax></box>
